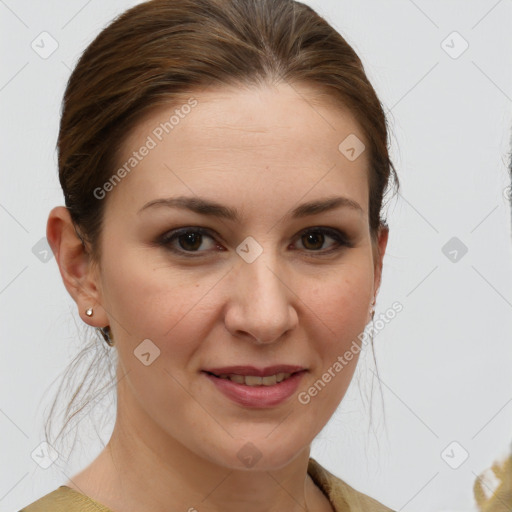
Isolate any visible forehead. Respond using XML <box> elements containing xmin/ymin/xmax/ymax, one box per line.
<box><xmin>106</xmin><ymin>82</ymin><xmax>370</xmax><ymax>221</ymax></box>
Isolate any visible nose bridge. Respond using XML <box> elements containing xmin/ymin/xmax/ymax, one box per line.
<box><xmin>227</xmin><ymin>239</ymin><xmax>297</xmax><ymax>343</ymax></box>
<box><xmin>245</xmin><ymin>247</ymin><xmax>284</xmax><ymax>302</ymax></box>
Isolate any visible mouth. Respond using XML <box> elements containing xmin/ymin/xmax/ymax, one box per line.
<box><xmin>203</xmin><ymin>370</ymin><xmax>303</xmax><ymax>386</ymax></box>
<box><xmin>201</xmin><ymin>364</ymin><xmax>307</xmax><ymax>387</ymax></box>
<box><xmin>201</xmin><ymin>367</ymin><xmax>308</xmax><ymax>408</ymax></box>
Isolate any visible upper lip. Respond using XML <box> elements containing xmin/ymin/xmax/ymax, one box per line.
<box><xmin>203</xmin><ymin>365</ymin><xmax>306</xmax><ymax>377</ymax></box>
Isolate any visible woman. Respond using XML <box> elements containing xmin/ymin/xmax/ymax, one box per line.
<box><xmin>19</xmin><ymin>0</ymin><xmax>399</xmax><ymax>510</ymax></box>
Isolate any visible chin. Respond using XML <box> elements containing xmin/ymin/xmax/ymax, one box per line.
<box><xmin>201</xmin><ymin>435</ymin><xmax>307</xmax><ymax>472</ymax></box>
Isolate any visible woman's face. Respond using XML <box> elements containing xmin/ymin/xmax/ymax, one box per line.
<box><xmin>90</xmin><ymin>82</ymin><xmax>387</xmax><ymax>470</ymax></box>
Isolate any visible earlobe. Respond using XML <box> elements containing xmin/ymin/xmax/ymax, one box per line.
<box><xmin>46</xmin><ymin>206</ymin><xmax>109</xmax><ymax>328</ymax></box>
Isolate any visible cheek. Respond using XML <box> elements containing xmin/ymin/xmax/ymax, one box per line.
<box><xmin>314</xmin><ymin>273</ymin><xmax>373</xmax><ymax>373</ymax></box>
<box><xmin>100</xmin><ymin>245</ymin><xmax>221</xmax><ymax>356</ymax></box>
<box><xmin>306</xmin><ymin>264</ymin><xmax>373</xmax><ymax>335</ymax></box>
<box><xmin>292</xmin><ymin>268</ymin><xmax>373</xmax><ymax>421</ymax></box>
<box><xmin>305</xmin><ymin>264</ymin><xmax>372</xmax><ymax>370</ymax></box>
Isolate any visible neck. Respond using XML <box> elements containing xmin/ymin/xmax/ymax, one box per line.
<box><xmin>67</xmin><ymin>379</ymin><xmax>330</xmax><ymax>512</ymax></box>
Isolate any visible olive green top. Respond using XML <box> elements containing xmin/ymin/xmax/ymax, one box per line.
<box><xmin>18</xmin><ymin>457</ymin><xmax>394</xmax><ymax>512</ymax></box>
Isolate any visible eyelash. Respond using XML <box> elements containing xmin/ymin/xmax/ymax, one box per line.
<box><xmin>158</xmin><ymin>226</ymin><xmax>353</xmax><ymax>257</ymax></box>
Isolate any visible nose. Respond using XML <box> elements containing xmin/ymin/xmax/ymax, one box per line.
<box><xmin>224</xmin><ymin>250</ymin><xmax>299</xmax><ymax>345</ymax></box>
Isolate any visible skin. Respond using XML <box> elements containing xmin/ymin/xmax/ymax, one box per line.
<box><xmin>47</xmin><ymin>81</ymin><xmax>388</xmax><ymax>512</ymax></box>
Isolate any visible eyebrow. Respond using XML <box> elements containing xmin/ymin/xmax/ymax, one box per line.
<box><xmin>138</xmin><ymin>195</ymin><xmax>363</xmax><ymax>221</ymax></box>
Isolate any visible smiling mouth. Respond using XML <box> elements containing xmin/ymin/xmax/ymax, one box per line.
<box><xmin>202</xmin><ymin>369</ymin><xmax>307</xmax><ymax>408</ymax></box>
<box><xmin>204</xmin><ymin>371</ymin><xmax>299</xmax><ymax>386</ymax></box>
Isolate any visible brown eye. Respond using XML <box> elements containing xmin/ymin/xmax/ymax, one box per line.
<box><xmin>160</xmin><ymin>227</ymin><xmax>220</xmax><ymax>255</ymax></box>
<box><xmin>294</xmin><ymin>227</ymin><xmax>351</xmax><ymax>254</ymax></box>
<box><xmin>301</xmin><ymin>231</ymin><xmax>325</xmax><ymax>250</ymax></box>
<box><xmin>177</xmin><ymin>231</ymin><xmax>203</xmax><ymax>251</ymax></box>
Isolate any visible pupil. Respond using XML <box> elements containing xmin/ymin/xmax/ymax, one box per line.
<box><xmin>303</xmin><ymin>232</ymin><xmax>323</xmax><ymax>250</ymax></box>
<box><xmin>180</xmin><ymin>232</ymin><xmax>201</xmax><ymax>251</ymax></box>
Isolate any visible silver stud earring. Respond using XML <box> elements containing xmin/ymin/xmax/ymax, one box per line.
<box><xmin>85</xmin><ymin>307</ymin><xmax>93</xmax><ymax>317</ymax></box>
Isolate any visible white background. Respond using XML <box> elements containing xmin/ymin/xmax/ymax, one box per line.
<box><xmin>1</xmin><ymin>1</ymin><xmax>512</xmax><ymax>511</ymax></box>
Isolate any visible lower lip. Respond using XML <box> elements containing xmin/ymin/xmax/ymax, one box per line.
<box><xmin>203</xmin><ymin>371</ymin><xmax>307</xmax><ymax>408</ymax></box>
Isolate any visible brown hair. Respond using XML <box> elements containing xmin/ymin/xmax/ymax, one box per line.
<box><xmin>44</xmin><ymin>0</ymin><xmax>399</xmax><ymax>456</ymax></box>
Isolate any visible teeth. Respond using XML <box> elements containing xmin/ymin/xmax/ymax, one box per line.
<box><xmin>262</xmin><ymin>375</ymin><xmax>277</xmax><ymax>385</ymax></box>
<box><xmin>217</xmin><ymin>372</ymin><xmax>293</xmax><ymax>386</ymax></box>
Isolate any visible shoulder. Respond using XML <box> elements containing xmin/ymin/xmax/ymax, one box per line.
<box><xmin>17</xmin><ymin>486</ymin><xmax>114</xmax><ymax>512</ymax></box>
<box><xmin>308</xmin><ymin>457</ymin><xmax>395</xmax><ymax>512</ymax></box>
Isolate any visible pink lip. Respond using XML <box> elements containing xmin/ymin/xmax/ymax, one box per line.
<box><xmin>203</xmin><ymin>364</ymin><xmax>305</xmax><ymax>377</ymax></box>
<box><xmin>202</xmin><ymin>370</ymin><xmax>307</xmax><ymax>408</ymax></box>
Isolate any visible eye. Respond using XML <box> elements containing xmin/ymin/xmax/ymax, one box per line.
<box><xmin>159</xmin><ymin>227</ymin><xmax>223</xmax><ymax>256</ymax></box>
<box><xmin>292</xmin><ymin>227</ymin><xmax>351</xmax><ymax>254</ymax></box>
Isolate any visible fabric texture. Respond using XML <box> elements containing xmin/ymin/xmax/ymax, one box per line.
<box><xmin>307</xmin><ymin>458</ymin><xmax>394</xmax><ymax>511</ymax></box>
<box><xmin>473</xmin><ymin>451</ymin><xmax>512</xmax><ymax>512</ymax></box>
<box><xmin>18</xmin><ymin>457</ymin><xmax>394</xmax><ymax>512</ymax></box>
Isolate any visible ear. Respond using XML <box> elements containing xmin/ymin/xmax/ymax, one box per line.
<box><xmin>372</xmin><ymin>223</ymin><xmax>389</xmax><ymax>299</ymax></box>
<box><xmin>46</xmin><ymin>206</ymin><xmax>109</xmax><ymax>328</ymax></box>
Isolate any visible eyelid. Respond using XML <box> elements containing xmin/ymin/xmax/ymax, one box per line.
<box><xmin>295</xmin><ymin>226</ymin><xmax>351</xmax><ymax>244</ymax></box>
